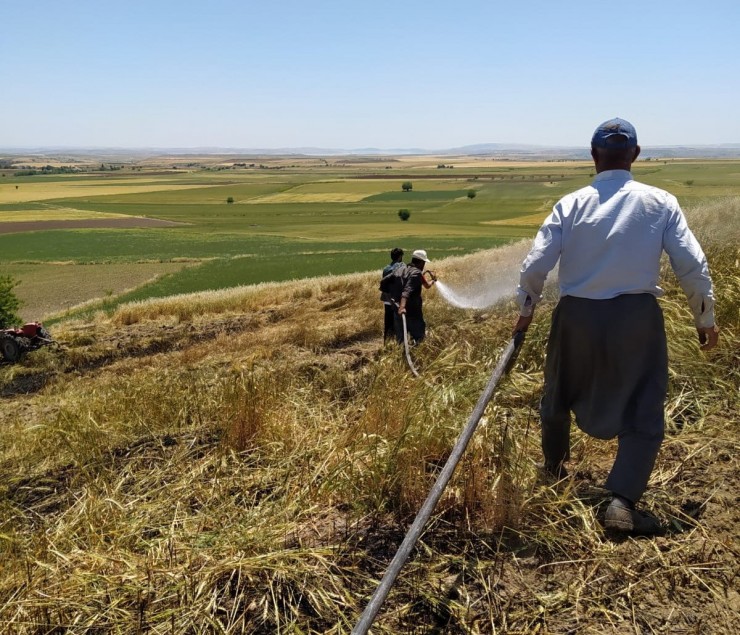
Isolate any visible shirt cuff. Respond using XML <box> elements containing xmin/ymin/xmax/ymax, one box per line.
<box><xmin>693</xmin><ymin>296</ymin><xmax>715</xmax><ymax>329</ymax></box>
<box><xmin>695</xmin><ymin>310</ymin><xmax>715</xmax><ymax>329</ymax></box>
<box><xmin>517</xmin><ymin>287</ymin><xmax>536</xmax><ymax>317</ymax></box>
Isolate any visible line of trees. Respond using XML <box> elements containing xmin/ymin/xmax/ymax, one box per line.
<box><xmin>0</xmin><ymin>276</ymin><xmax>21</xmax><ymax>328</ymax></box>
<box><xmin>14</xmin><ymin>166</ymin><xmax>82</xmax><ymax>176</ymax></box>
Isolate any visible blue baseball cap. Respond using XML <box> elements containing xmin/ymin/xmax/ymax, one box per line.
<box><xmin>591</xmin><ymin>118</ymin><xmax>638</xmax><ymax>148</ymax></box>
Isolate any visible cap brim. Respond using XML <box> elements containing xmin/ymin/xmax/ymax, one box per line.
<box><xmin>592</xmin><ymin>132</ymin><xmax>637</xmax><ymax>148</ymax></box>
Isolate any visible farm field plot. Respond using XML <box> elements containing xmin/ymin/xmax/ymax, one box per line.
<box><xmin>1</xmin><ymin>156</ymin><xmax>739</xmax><ymax>320</ymax></box>
<box><xmin>0</xmin><ymin>261</ymin><xmax>189</xmax><ymax>321</ymax></box>
<box><xmin>0</xmin><ymin>206</ymin><xmax>129</xmax><ymax>222</ymax></box>
<box><xmin>71</xmin><ymin>181</ymin><xmax>294</xmax><ymax>205</ymax></box>
<box><xmin>0</xmin><ymin>179</ymin><xmax>212</xmax><ymax>204</ymax></box>
<box><xmin>484</xmin><ymin>211</ymin><xmax>551</xmax><ymax>227</ymax></box>
<box><xmin>245</xmin><ymin>180</ymin><xmax>395</xmax><ymax>203</ymax></box>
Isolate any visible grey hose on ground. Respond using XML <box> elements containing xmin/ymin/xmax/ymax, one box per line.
<box><xmin>351</xmin><ymin>330</ymin><xmax>526</xmax><ymax>635</ymax></box>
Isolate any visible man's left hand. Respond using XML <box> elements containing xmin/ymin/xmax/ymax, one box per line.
<box><xmin>512</xmin><ymin>314</ymin><xmax>533</xmax><ymax>336</ymax></box>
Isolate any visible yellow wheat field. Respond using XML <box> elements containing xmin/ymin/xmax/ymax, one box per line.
<box><xmin>484</xmin><ymin>211</ymin><xmax>550</xmax><ymax>227</ymax></box>
<box><xmin>0</xmin><ymin>181</ymin><xmax>212</xmax><ymax>204</ymax></box>
<box><xmin>0</xmin><ymin>207</ymin><xmax>130</xmax><ymax>222</ymax></box>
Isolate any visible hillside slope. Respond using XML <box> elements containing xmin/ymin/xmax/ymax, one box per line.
<box><xmin>1</xmin><ymin>200</ymin><xmax>738</xmax><ymax>634</ymax></box>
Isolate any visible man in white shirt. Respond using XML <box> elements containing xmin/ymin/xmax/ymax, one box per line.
<box><xmin>512</xmin><ymin>118</ymin><xmax>719</xmax><ymax>534</ymax></box>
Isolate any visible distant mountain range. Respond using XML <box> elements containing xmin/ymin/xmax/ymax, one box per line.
<box><xmin>448</xmin><ymin>143</ymin><xmax>740</xmax><ymax>160</ymax></box>
<box><xmin>2</xmin><ymin>143</ymin><xmax>740</xmax><ymax>159</ymax></box>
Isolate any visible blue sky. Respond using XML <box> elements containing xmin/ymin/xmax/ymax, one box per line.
<box><xmin>2</xmin><ymin>0</ymin><xmax>739</xmax><ymax>149</ymax></box>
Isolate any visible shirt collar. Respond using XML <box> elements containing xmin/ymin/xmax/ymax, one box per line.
<box><xmin>593</xmin><ymin>169</ymin><xmax>633</xmax><ymax>183</ymax></box>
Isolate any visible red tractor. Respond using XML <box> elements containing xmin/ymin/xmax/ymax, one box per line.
<box><xmin>0</xmin><ymin>322</ymin><xmax>54</xmax><ymax>364</ymax></box>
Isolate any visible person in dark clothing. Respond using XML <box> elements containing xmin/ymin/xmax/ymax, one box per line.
<box><xmin>381</xmin><ymin>247</ymin><xmax>404</xmax><ymax>341</ymax></box>
<box><xmin>396</xmin><ymin>249</ymin><xmax>436</xmax><ymax>344</ymax></box>
<box><xmin>512</xmin><ymin>118</ymin><xmax>719</xmax><ymax>535</ymax></box>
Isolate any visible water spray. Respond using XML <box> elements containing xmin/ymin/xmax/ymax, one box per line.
<box><xmin>428</xmin><ymin>240</ymin><xmax>532</xmax><ymax>311</ymax></box>
<box><xmin>435</xmin><ymin>278</ymin><xmax>514</xmax><ymax>310</ymax></box>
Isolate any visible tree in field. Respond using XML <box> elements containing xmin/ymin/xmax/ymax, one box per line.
<box><xmin>226</xmin><ymin>196</ymin><xmax>235</xmax><ymax>204</ymax></box>
<box><xmin>401</xmin><ymin>181</ymin><xmax>413</xmax><ymax>192</ymax></box>
<box><xmin>398</xmin><ymin>208</ymin><xmax>410</xmax><ymax>221</ymax></box>
<box><xmin>0</xmin><ymin>275</ymin><xmax>21</xmax><ymax>328</ymax></box>
<box><xmin>467</xmin><ymin>189</ymin><xmax>477</xmax><ymax>199</ymax></box>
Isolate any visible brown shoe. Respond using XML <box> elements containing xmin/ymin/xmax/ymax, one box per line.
<box><xmin>605</xmin><ymin>498</ymin><xmax>663</xmax><ymax>535</ymax></box>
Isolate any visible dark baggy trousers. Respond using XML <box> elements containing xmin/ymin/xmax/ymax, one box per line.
<box><xmin>540</xmin><ymin>294</ymin><xmax>668</xmax><ymax>503</ymax></box>
<box><xmin>384</xmin><ymin>304</ymin><xmax>396</xmax><ymax>341</ymax></box>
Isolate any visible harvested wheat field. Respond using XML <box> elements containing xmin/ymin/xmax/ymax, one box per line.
<box><xmin>0</xmin><ymin>199</ymin><xmax>738</xmax><ymax>634</ymax></box>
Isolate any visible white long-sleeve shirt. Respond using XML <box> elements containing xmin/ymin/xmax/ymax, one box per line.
<box><xmin>517</xmin><ymin>170</ymin><xmax>715</xmax><ymax>328</ymax></box>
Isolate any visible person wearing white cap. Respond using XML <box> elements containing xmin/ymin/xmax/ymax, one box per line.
<box><xmin>512</xmin><ymin>118</ymin><xmax>719</xmax><ymax>535</ymax></box>
<box><xmin>395</xmin><ymin>249</ymin><xmax>437</xmax><ymax>344</ymax></box>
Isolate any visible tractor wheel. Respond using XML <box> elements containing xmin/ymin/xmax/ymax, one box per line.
<box><xmin>0</xmin><ymin>335</ymin><xmax>23</xmax><ymax>363</ymax></box>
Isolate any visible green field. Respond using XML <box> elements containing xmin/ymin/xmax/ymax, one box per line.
<box><xmin>1</xmin><ymin>157</ymin><xmax>739</xmax><ymax>320</ymax></box>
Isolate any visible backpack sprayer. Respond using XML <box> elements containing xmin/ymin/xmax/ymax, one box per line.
<box><xmin>352</xmin><ymin>329</ymin><xmax>526</xmax><ymax>634</ymax></box>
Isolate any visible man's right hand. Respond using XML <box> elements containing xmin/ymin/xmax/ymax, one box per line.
<box><xmin>398</xmin><ymin>306</ymin><xmax>406</xmax><ymax>315</ymax></box>
<box><xmin>697</xmin><ymin>325</ymin><xmax>720</xmax><ymax>351</ymax></box>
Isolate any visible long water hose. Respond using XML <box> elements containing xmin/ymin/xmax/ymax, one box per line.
<box><xmin>351</xmin><ymin>330</ymin><xmax>526</xmax><ymax>635</ymax></box>
<box><xmin>401</xmin><ymin>312</ymin><xmax>420</xmax><ymax>378</ymax></box>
